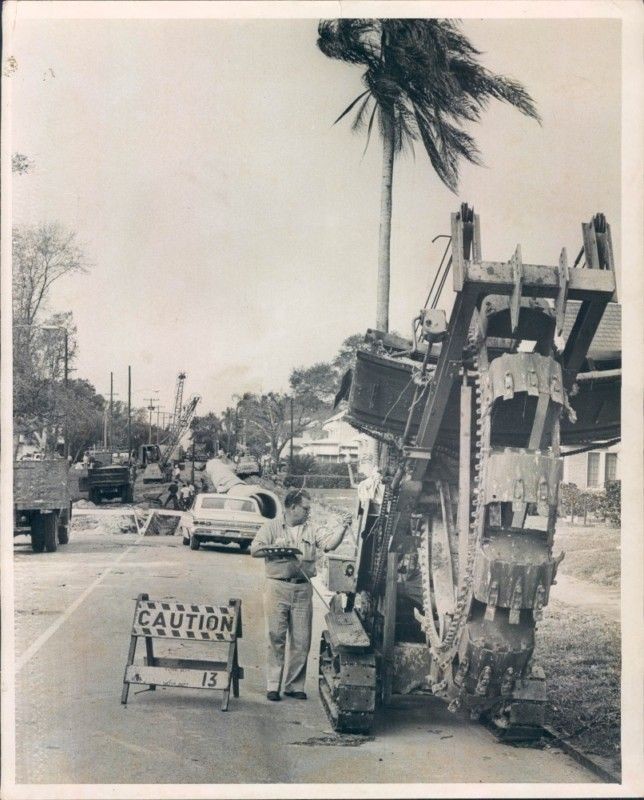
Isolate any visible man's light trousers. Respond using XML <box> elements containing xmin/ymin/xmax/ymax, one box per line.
<box><xmin>263</xmin><ymin>578</ymin><xmax>313</xmax><ymax>693</ymax></box>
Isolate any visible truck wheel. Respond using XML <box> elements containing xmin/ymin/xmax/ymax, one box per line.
<box><xmin>58</xmin><ymin>502</ymin><xmax>71</xmax><ymax>544</ymax></box>
<box><xmin>190</xmin><ymin>535</ymin><xmax>200</xmax><ymax>551</ymax></box>
<box><xmin>31</xmin><ymin>515</ymin><xmax>45</xmax><ymax>553</ymax></box>
<box><xmin>58</xmin><ymin>522</ymin><xmax>69</xmax><ymax>545</ymax></box>
<box><xmin>44</xmin><ymin>514</ymin><xmax>58</xmax><ymax>552</ymax></box>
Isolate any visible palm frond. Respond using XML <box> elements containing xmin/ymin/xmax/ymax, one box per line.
<box><xmin>319</xmin><ymin>17</ymin><xmax>540</xmax><ymax>192</ymax></box>
<box><xmin>333</xmin><ymin>89</ymin><xmax>371</xmax><ymax>126</ymax></box>
<box><xmin>351</xmin><ymin>94</ymin><xmax>374</xmax><ymax>132</ymax></box>
<box><xmin>362</xmin><ymin>103</ymin><xmax>378</xmax><ymax>156</ymax></box>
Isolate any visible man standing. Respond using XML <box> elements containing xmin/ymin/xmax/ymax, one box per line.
<box><xmin>251</xmin><ymin>488</ymin><xmax>352</xmax><ymax>702</ymax></box>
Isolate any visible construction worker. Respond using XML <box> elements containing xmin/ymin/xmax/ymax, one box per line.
<box><xmin>164</xmin><ymin>478</ymin><xmax>180</xmax><ymax>510</ymax></box>
<box><xmin>251</xmin><ymin>488</ymin><xmax>352</xmax><ymax>702</ymax></box>
<box><xmin>179</xmin><ymin>482</ymin><xmax>193</xmax><ymax>510</ymax></box>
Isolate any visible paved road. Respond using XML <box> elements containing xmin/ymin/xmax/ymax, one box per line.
<box><xmin>11</xmin><ymin>522</ymin><xmax>600</xmax><ymax>786</ymax></box>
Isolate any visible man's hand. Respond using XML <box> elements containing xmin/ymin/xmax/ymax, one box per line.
<box><xmin>340</xmin><ymin>513</ymin><xmax>353</xmax><ymax>528</ymax></box>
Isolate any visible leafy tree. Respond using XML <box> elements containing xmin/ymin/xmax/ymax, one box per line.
<box><xmin>220</xmin><ymin>406</ymin><xmax>240</xmax><ymax>455</ymax></box>
<box><xmin>190</xmin><ymin>412</ymin><xmax>221</xmax><ymax>456</ymax></box>
<box><xmin>318</xmin><ymin>19</ymin><xmax>540</xmax><ymax>331</ymax></box>
<box><xmin>237</xmin><ymin>392</ymin><xmax>312</xmax><ymax>463</ymax></box>
<box><xmin>13</xmin><ymin>222</ymin><xmax>89</xmax><ymax>327</ymax></box>
<box><xmin>332</xmin><ymin>332</ymin><xmax>364</xmax><ymax>375</ymax></box>
<box><xmin>289</xmin><ymin>333</ymin><xmax>365</xmax><ymax>414</ymax></box>
<box><xmin>13</xmin><ymin>311</ymin><xmax>79</xmax><ymax>455</ymax></box>
<box><xmin>290</xmin><ymin>362</ymin><xmax>338</xmax><ymax>409</ymax></box>
<box><xmin>107</xmin><ymin>402</ymin><xmax>157</xmax><ymax>458</ymax></box>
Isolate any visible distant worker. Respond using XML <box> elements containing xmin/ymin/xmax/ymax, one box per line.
<box><xmin>164</xmin><ymin>479</ymin><xmax>180</xmax><ymax>510</ymax></box>
<box><xmin>179</xmin><ymin>482</ymin><xmax>193</xmax><ymax>510</ymax></box>
<box><xmin>172</xmin><ymin>464</ymin><xmax>181</xmax><ymax>481</ymax></box>
<box><xmin>251</xmin><ymin>488</ymin><xmax>352</xmax><ymax>702</ymax></box>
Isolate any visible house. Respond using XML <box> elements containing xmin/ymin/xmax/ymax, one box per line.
<box><xmin>561</xmin><ymin>301</ymin><xmax>620</xmax><ymax>489</ymax></box>
<box><xmin>562</xmin><ymin>443</ymin><xmax>619</xmax><ymax>489</ymax></box>
<box><xmin>292</xmin><ymin>410</ymin><xmax>373</xmax><ymax>470</ymax></box>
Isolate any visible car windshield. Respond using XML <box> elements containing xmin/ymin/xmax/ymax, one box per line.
<box><xmin>199</xmin><ymin>497</ymin><xmax>256</xmax><ymax>513</ymax></box>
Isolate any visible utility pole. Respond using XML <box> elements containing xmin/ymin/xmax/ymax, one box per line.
<box><xmin>109</xmin><ymin>372</ymin><xmax>114</xmax><ymax>449</ymax></box>
<box><xmin>63</xmin><ymin>329</ymin><xmax>69</xmax><ymax>459</ymax></box>
<box><xmin>290</xmin><ymin>396</ymin><xmax>294</xmax><ymax>472</ymax></box>
<box><xmin>127</xmin><ymin>366</ymin><xmax>132</xmax><ymax>462</ymax></box>
<box><xmin>144</xmin><ymin>397</ymin><xmax>157</xmax><ymax>444</ymax></box>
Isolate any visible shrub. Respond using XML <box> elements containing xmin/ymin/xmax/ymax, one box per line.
<box><xmin>600</xmin><ymin>480</ymin><xmax>621</xmax><ymax>526</ymax></box>
<box><xmin>559</xmin><ymin>482</ymin><xmax>606</xmax><ymax>524</ymax></box>
<box><xmin>285</xmin><ymin>459</ymin><xmax>352</xmax><ymax>489</ymax></box>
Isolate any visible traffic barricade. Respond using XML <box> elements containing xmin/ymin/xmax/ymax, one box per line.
<box><xmin>121</xmin><ymin>593</ymin><xmax>243</xmax><ymax>711</ymax></box>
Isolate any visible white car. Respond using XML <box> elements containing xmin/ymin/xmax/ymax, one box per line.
<box><xmin>183</xmin><ymin>493</ymin><xmax>264</xmax><ymax>552</ymax></box>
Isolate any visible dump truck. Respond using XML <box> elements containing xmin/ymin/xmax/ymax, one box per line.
<box><xmin>79</xmin><ymin>450</ymin><xmax>134</xmax><ymax>504</ymax></box>
<box><xmin>318</xmin><ymin>206</ymin><xmax>620</xmax><ymax>740</ymax></box>
<box><xmin>14</xmin><ymin>458</ymin><xmax>72</xmax><ymax>553</ymax></box>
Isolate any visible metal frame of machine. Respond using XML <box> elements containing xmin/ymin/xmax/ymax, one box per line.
<box><xmin>318</xmin><ymin>205</ymin><xmax>619</xmax><ymax>739</ymax></box>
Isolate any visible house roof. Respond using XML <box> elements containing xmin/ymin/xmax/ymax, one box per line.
<box><xmin>562</xmin><ymin>301</ymin><xmax>621</xmax><ymax>354</ymax></box>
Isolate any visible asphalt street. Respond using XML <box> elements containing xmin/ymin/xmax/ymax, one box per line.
<box><xmin>11</xmin><ymin>520</ymin><xmax>600</xmax><ymax>786</ymax></box>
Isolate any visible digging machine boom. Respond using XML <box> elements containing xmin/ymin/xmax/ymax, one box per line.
<box><xmin>159</xmin><ymin>394</ymin><xmax>201</xmax><ymax>469</ymax></box>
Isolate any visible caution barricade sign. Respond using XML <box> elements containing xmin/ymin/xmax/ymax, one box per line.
<box><xmin>121</xmin><ymin>593</ymin><xmax>243</xmax><ymax>711</ymax></box>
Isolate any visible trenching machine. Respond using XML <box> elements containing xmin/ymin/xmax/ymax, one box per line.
<box><xmin>318</xmin><ymin>205</ymin><xmax>621</xmax><ymax>739</ymax></box>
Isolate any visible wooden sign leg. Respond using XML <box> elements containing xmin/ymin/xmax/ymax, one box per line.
<box><xmin>122</xmin><ymin>592</ymin><xmax>147</xmax><ymax>704</ymax></box>
<box><xmin>145</xmin><ymin>635</ymin><xmax>157</xmax><ymax>691</ymax></box>
<box><xmin>221</xmin><ymin>639</ymin><xmax>235</xmax><ymax>711</ymax></box>
<box><xmin>232</xmin><ymin>641</ymin><xmax>240</xmax><ymax>699</ymax></box>
<box><xmin>121</xmin><ymin>634</ymin><xmax>137</xmax><ymax>705</ymax></box>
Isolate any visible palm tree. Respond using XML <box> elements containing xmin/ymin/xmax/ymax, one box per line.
<box><xmin>318</xmin><ymin>19</ymin><xmax>540</xmax><ymax>332</ymax></box>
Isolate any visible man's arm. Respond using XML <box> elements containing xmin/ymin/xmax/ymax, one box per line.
<box><xmin>319</xmin><ymin>513</ymin><xmax>353</xmax><ymax>553</ymax></box>
<box><xmin>250</xmin><ymin>520</ymin><xmax>273</xmax><ymax>557</ymax></box>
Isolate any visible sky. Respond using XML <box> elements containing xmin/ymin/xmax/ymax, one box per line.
<box><xmin>7</xmin><ymin>6</ymin><xmax>622</xmax><ymax>417</ymax></box>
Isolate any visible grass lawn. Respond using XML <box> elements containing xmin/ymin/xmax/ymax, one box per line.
<box><xmin>554</xmin><ymin>519</ymin><xmax>621</xmax><ymax>588</ymax></box>
<box><xmin>535</xmin><ymin>599</ymin><xmax>620</xmax><ymax>776</ymax></box>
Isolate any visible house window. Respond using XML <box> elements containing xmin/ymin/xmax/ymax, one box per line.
<box><xmin>587</xmin><ymin>452</ymin><xmax>600</xmax><ymax>488</ymax></box>
<box><xmin>605</xmin><ymin>452</ymin><xmax>618</xmax><ymax>483</ymax></box>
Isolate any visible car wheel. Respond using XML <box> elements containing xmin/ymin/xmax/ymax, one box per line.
<box><xmin>238</xmin><ymin>541</ymin><xmax>250</xmax><ymax>553</ymax></box>
<box><xmin>190</xmin><ymin>535</ymin><xmax>200</xmax><ymax>551</ymax></box>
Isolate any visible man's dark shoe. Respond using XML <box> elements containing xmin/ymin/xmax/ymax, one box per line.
<box><xmin>267</xmin><ymin>691</ymin><xmax>281</xmax><ymax>701</ymax></box>
<box><xmin>284</xmin><ymin>691</ymin><xmax>307</xmax><ymax>700</ymax></box>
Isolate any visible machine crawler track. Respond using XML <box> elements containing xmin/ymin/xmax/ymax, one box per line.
<box><xmin>318</xmin><ymin>631</ymin><xmax>377</xmax><ymax>734</ymax></box>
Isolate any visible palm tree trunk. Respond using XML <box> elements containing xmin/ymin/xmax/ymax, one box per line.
<box><xmin>376</xmin><ymin>111</ymin><xmax>395</xmax><ymax>332</ymax></box>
